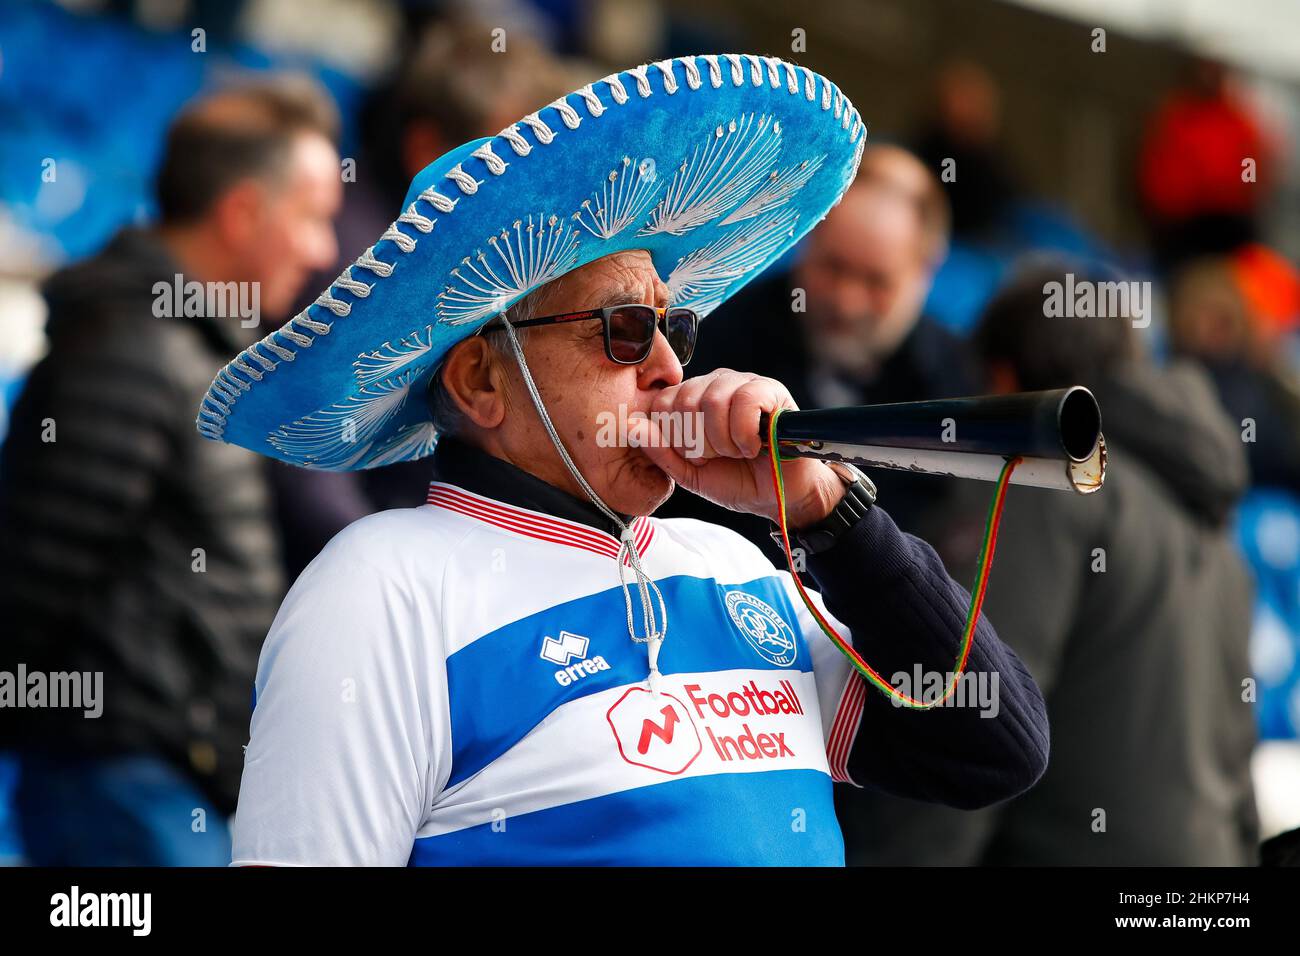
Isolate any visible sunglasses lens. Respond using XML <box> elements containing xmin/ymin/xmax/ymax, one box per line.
<box><xmin>607</xmin><ymin>306</ymin><xmax>656</xmax><ymax>363</ymax></box>
<box><xmin>666</xmin><ymin>308</ymin><xmax>698</xmax><ymax>365</ymax></box>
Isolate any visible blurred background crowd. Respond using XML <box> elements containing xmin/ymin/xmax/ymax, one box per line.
<box><xmin>1</xmin><ymin>0</ymin><xmax>1298</xmax><ymax>866</ymax></box>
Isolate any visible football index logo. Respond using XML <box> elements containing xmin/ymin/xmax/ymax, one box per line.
<box><xmin>725</xmin><ymin>591</ymin><xmax>798</xmax><ymax>666</ymax></box>
<box><xmin>606</xmin><ymin>687</ymin><xmax>703</xmax><ymax>775</ymax></box>
<box><xmin>540</xmin><ymin>630</ymin><xmax>611</xmax><ymax>687</ymax></box>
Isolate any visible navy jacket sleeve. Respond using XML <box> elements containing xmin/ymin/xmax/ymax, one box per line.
<box><xmin>803</xmin><ymin>504</ymin><xmax>1050</xmax><ymax>810</ymax></box>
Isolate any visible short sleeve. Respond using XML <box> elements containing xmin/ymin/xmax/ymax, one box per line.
<box><xmin>231</xmin><ymin>530</ymin><xmax>443</xmax><ymax>866</ymax></box>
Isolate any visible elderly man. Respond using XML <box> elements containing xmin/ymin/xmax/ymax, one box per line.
<box><xmin>206</xmin><ymin>56</ymin><xmax>1048</xmax><ymax>865</ymax></box>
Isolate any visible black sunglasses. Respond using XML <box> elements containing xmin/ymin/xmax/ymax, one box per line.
<box><xmin>482</xmin><ymin>304</ymin><xmax>698</xmax><ymax>366</ymax></box>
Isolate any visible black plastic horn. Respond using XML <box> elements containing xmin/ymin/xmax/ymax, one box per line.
<box><xmin>759</xmin><ymin>387</ymin><xmax>1106</xmax><ymax>494</ymax></box>
<box><xmin>763</xmin><ymin>387</ymin><xmax>1101</xmax><ymax>461</ymax></box>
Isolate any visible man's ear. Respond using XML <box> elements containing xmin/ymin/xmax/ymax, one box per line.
<box><xmin>210</xmin><ymin>178</ymin><xmax>265</xmax><ymax>250</ymax></box>
<box><xmin>442</xmin><ymin>337</ymin><xmax>508</xmax><ymax>429</ymax></box>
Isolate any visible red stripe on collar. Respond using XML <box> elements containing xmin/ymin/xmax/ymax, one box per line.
<box><xmin>426</xmin><ymin>481</ymin><xmax>655</xmax><ymax>564</ymax></box>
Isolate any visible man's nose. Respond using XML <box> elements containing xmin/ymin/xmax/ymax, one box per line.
<box><xmin>638</xmin><ymin>326</ymin><xmax>684</xmax><ymax>390</ymax></box>
<box><xmin>321</xmin><ymin>231</ymin><xmax>340</xmax><ymax>270</ymax></box>
<box><xmin>833</xmin><ymin>274</ymin><xmax>875</xmax><ymax>322</ymax></box>
<box><xmin>304</xmin><ymin>225</ymin><xmax>338</xmax><ymax>272</ymax></box>
<box><xmin>321</xmin><ymin>230</ymin><xmax>339</xmax><ymax>268</ymax></box>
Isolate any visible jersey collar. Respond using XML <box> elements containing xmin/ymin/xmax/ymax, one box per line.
<box><xmin>425</xmin><ymin>435</ymin><xmax>654</xmax><ymax>561</ymax></box>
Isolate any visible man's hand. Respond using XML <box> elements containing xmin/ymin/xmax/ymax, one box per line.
<box><xmin>629</xmin><ymin>369</ymin><xmax>846</xmax><ymax>529</ymax></box>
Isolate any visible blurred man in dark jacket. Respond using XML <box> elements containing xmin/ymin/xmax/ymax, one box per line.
<box><xmin>659</xmin><ymin>144</ymin><xmax>980</xmax><ymax>565</ymax></box>
<box><xmin>837</xmin><ymin>268</ymin><xmax>1259</xmax><ymax>865</ymax></box>
<box><xmin>0</xmin><ymin>77</ymin><xmax>341</xmax><ymax>864</ymax></box>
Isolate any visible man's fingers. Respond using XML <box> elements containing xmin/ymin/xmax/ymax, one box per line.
<box><xmin>654</xmin><ymin>370</ymin><xmax>764</xmax><ymax>460</ymax></box>
<box><xmin>730</xmin><ymin>379</ymin><xmax>791</xmax><ymax>459</ymax></box>
<box><xmin>651</xmin><ymin>367</ymin><xmax>733</xmax><ymax>416</ymax></box>
<box><xmin>699</xmin><ymin>373</ymin><xmax>757</xmax><ymax>460</ymax></box>
<box><xmin>649</xmin><ymin>380</ymin><xmax>718</xmax><ymax>460</ymax></box>
<box><xmin>634</xmin><ymin>371</ymin><xmax>802</xmax><ymax>516</ymax></box>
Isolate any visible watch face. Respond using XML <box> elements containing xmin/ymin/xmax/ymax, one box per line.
<box><xmin>826</xmin><ymin>460</ymin><xmax>858</xmax><ymax>485</ymax></box>
<box><xmin>806</xmin><ymin>481</ymin><xmax>873</xmax><ymax>551</ymax></box>
<box><xmin>825</xmin><ymin>461</ymin><xmax>876</xmax><ymax>502</ymax></box>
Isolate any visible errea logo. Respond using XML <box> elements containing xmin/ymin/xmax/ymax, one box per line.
<box><xmin>541</xmin><ymin>630</ymin><xmax>588</xmax><ymax>665</ymax></box>
<box><xmin>541</xmin><ymin>630</ymin><xmax>611</xmax><ymax>687</ymax></box>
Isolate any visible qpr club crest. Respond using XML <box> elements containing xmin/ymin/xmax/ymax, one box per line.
<box><xmin>724</xmin><ymin>590</ymin><xmax>798</xmax><ymax>666</ymax></box>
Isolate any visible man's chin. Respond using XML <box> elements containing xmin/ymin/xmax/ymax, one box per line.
<box><xmin>809</xmin><ymin>332</ymin><xmax>879</xmax><ymax>377</ymax></box>
<box><xmin>643</xmin><ymin>475</ymin><xmax>675</xmax><ymax>516</ymax></box>
<box><xmin>611</xmin><ymin>455</ymin><xmax>675</xmax><ymax>517</ymax></box>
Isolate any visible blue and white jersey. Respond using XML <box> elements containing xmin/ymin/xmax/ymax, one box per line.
<box><xmin>232</xmin><ymin>481</ymin><xmax>867</xmax><ymax>866</ymax></box>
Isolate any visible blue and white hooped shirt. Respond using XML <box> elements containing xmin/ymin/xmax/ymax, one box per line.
<box><xmin>231</xmin><ymin>479</ymin><xmax>867</xmax><ymax>866</ymax></box>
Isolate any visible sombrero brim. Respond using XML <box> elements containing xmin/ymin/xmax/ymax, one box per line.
<box><xmin>197</xmin><ymin>53</ymin><xmax>866</xmax><ymax>470</ymax></box>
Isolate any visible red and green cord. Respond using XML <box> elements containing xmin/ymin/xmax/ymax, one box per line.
<box><xmin>766</xmin><ymin>407</ymin><xmax>1021</xmax><ymax>709</ymax></box>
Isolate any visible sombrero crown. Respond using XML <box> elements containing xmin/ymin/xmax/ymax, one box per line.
<box><xmin>197</xmin><ymin>54</ymin><xmax>865</xmax><ymax>470</ymax></box>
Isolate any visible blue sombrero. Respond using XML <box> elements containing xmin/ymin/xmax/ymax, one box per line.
<box><xmin>196</xmin><ymin>54</ymin><xmax>865</xmax><ymax>470</ymax></box>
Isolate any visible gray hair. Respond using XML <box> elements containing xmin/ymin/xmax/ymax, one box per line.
<box><xmin>425</xmin><ymin>290</ymin><xmax>543</xmax><ymax>437</ymax></box>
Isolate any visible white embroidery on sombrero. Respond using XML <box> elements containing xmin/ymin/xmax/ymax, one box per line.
<box><xmin>667</xmin><ymin>207</ymin><xmax>800</xmax><ymax>317</ymax></box>
<box><xmin>720</xmin><ymin>154</ymin><xmax>825</xmax><ymax>225</ymax></box>
<box><xmin>267</xmin><ymin>373</ymin><xmax>416</xmax><ymax>469</ymax></box>
<box><xmin>364</xmin><ymin>421</ymin><xmax>439</xmax><ymax>468</ymax></box>
<box><xmin>699</xmin><ymin>54</ymin><xmax>723</xmax><ymax>88</ymax></box>
<box><xmin>354</xmin><ymin>246</ymin><xmax>395</xmax><ymax>277</ymax></box>
<box><xmin>194</xmin><ymin>55</ymin><xmax>867</xmax><ymax>456</ymax></box>
<box><xmin>574</xmin><ymin>84</ymin><xmax>606</xmax><ymax>117</ymax></box>
<box><xmin>639</xmin><ymin>113</ymin><xmax>782</xmax><ymax>237</ymax></box>
<box><xmin>548</xmin><ymin>96</ymin><xmax>583</xmax><ymax>130</ymax></box>
<box><xmin>846</xmin><ymin>132</ymin><xmax>867</xmax><ymax>201</ymax></box>
<box><xmin>497</xmin><ymin>124</ymin><xmax>533</xmax><ymax>158</ymax></box>
<box><xmin>573</xmin><ymin>156</ymin><xmax>663</xmax><ymax>240</ymax></box>
<box><xmin>627</xmin><ymin>64</ymin><xmax>654</xmax><ymax>98</ymax></box>
<box><xmin>416</xmin><ymin>186</ymin><xmax>459</xmax><ymax>213</ymax></box>
<box><xmin>436</xmin><ymin>214</ymin><xmax>581</xmax><ymax>326</ymax></box>
<box><xmin>469</xmin><ymin>142</ymin><xmax>509</xmax><ymax>175</ymax></box>
<box><xmin>652</xmin><ymin>58</ymin><xmax>679</xmax><ymax>94</ymax></box>
<box><xmin>519</xmin><ymin>112</ymin><xmax>556</xmax><ymax>145</ymax></box>
<box><xmin>379</xmin><ymin>222</ymin><xmax>416</xmax><ymax>253</ymax></box>
<box><xmin>397</xmin><ymin>203</ymin><xmax>436</xmax><ymax>237</ymax></box>
<box><xmin>354</xmin><ymin>327</ymin><xmax>435</xmax><ymax>387</ymax></box>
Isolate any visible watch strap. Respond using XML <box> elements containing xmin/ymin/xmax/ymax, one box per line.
<box><xmin>770</xmin><ymin>461</ymin><xmax>876</xmax><ymax>555</ymax></box>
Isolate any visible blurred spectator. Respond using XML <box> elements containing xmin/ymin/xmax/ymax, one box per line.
<box><xmin>836</xmin><ymin>266</ymin><xmax>1259</xmax><ymax>865</ymax></box>
<box><xmin>271</xmin><ymin>17</ymin><xmax>583</xmax><ymax>579</ymax></box>
<box><xmin>1169</xmin><ymin>257</ymin><xmax>1300</xmax><ymax>495</ymax></box>
<box><xmin>913</xmin><ymin>59</ymin><xmax>1019</xmax><ymax>241</ymax></box>
<box><xmin>343</xmin><ymin>16</ymin><xmax>576</xmax><ymax>261</ymax></box>
<box><xmin>659</xmin><ymin>144</ymin><xmax>981</xmax><ymax>565</ymax></box>
<box><xmin>0</xmin><ymin>76</ymin><xmax>341</xmax><ymax>865</ymax></box>
<box><xmin>1139</xmin><ymin>59</ymin><xmax>1274</xmax><ymax>276</ymax></box>
<box><xmin>1230</xmin><ymin>243</ymin><xmax>1300</xmax><ymax>357</ymax></box>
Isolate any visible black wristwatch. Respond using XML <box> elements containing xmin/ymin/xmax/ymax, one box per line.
<box><xmin>770</xmin><ymin>461</ymin><xmax>877</xmax><ymax>555</ymax></box>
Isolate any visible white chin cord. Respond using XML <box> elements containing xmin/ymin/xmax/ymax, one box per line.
<box><xmin>498</xmin><ymin>314</ymin><xmax>668</xmax><ymax>695</ymax></box>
